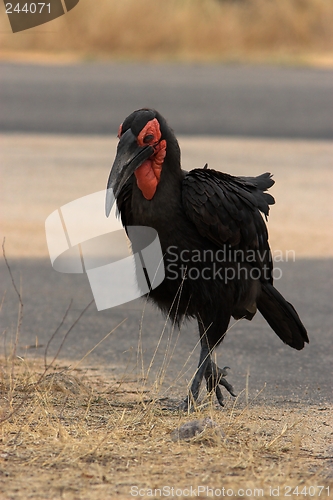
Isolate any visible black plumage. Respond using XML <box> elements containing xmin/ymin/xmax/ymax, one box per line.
<box><xmin>106</xmin><ymin>109</ymin><xmax>308</xmax><ymax>408</ymax></box>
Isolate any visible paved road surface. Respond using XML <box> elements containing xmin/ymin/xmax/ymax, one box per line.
<box><xmin>1</xmin><ymin>257</ymin><xmax>332</xmax><ymax>406</ymax></box>
<box><xmin>0</xmin><ymin>62</ymin><xmax>332</xmax><ymax>138</ymax></box>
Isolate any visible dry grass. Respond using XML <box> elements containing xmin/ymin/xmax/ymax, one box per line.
<box><xmin>0</xmin><ymin>356</ymin><xmax>332</xmax><ymax>500</ymax></box>
<box><xmin>1</xmin><ymin>0</ymin><xmax>333</xmax><ymax>63</ymax></box>
<box><xmin>0</xmin><ymin>242</ymin><xmax>332</xmax><ymax>500</ymax></box>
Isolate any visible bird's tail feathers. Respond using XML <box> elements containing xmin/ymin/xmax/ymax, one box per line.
<box><xmin>257</xmin><ymin>283</ymin><xmax>309</xmax><ymax>350</ymax></box>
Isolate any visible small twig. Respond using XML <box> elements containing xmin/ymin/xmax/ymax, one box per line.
<box><xmin>0</xmin><ymin>291</ymin><xmax>6</xmax><ymax>313</ymax></box>
<box><xmin>45</xmin><ymin>299</ymin><xmax>94</xmax><ymax>372</ymax></box>
<box><xmin>228</xmin><ymin>382</ymin><xmax>267</xmax><ymax>428</ymax></box>
<box><xmin>0</xmin><ymin>300</ymin><xmax>94</xmax><ymax>425</ymax></box>
<box><xmin>44</xmin><ymin>300</ymin><xmax>73</xmax><ymax>370</ymax></box>
<box><xmin>266</xmin><ymin>423</ymin><xmax>288</xmax><ymax>449</ymax></box>
<box><xmin>2</xmin><ymin>238</ymin><xmax>23</xmax><ymax>404</ymax></box>
<box><xmin>68</xmin><ymin>318</ymin><xmax>127</xmax><ymax>372</ymax></box>
<box><xmin>2</xmin><ymin>238</ymin><xmax>23</xmax><ymax>308</ymax></box>
<box><xmin>245</xmin><ymin>366</ymin><xmax>250</xmax><ymax>406</ymax></box>
<box><xmin>266</xmin><ymin>418</ymin><xmax>304</xmax><ymax>449</ymax></box>
<box><xmin>1</xmin><ymin>291</ymin><xmax>7</xmax><ymax>360</ymax></box>
<box><xmin>2</xmin><ymin>328</ymin><xmax>8</xmax><ymax>365</ymax></box>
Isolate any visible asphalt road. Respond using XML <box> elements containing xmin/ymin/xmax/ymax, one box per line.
<box><xmin>1</xmin><ymin>257</ymin><xmax>332</xmax><ymax>406</ymax></box>
<box><xmin>0</xmin><ymin>62</ymin><xmax>332</xmax><ymax>138</ymax></box>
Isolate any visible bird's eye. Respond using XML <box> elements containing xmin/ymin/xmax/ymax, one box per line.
<box><xmin>137</xmin><ymin>118</ymin><xmax>161</xmax><ymax>147</ymax></box>
<box><xmin>143</xmin><ymin>134</ymin><xmax>154</xmax><ymax>144</ymax></box>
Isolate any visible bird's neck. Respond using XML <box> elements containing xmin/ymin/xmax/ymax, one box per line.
<box><xmin>131</xmin><ymin>153</ymin><xmax>184</xmax><ymax>227</ymax></box>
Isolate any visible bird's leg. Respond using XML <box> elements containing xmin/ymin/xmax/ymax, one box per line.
<box><xmin>198</xmin><ymin>316</ymin><xmax>237</xmax><ymax>407</ymax></box>
<box><xmin>180</xmin><ymin>318</ymin><xmax>236</xmax><ymax>410</ymax></box>
<box><xmin>180</xmin><ymin>341</ymin><xmax>211</xmax><ymax>411</ymax></box>
<box><xmin>205</xmin><ymin>361</ymin><xmax>237</xmax><ymax>407</ymax></box>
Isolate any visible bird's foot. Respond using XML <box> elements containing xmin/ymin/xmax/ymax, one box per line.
<box><xmin>205</xmin><ymin>362</ymin><xmax>236</xmax><ymax>407</ymax></box>
<box><xmin>179</xmin><ymin>364</ymin><xmax>236</xmax><ymax>411</ymax></box>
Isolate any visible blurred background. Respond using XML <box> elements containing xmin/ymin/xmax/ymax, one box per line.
<box><xmin>0</xmin><ymin>0</ymin><xmax>333</xmax><ymax>64</ymax></box>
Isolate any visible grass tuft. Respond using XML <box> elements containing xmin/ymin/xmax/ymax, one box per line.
<box><xmin>0</xmin><ymin>357</ymin><xmax>332</xmax><ymax>499</ymax></box>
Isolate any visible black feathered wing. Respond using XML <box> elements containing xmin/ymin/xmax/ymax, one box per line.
<box><xmin>182</xmin><ymin>169</ymin><xmax>275</xmax><ymax>282</ymax></box>
<box><xmin>182</xmin><ymin>168</ymin><xmax>308</xmax><ymax>349</ymax></box>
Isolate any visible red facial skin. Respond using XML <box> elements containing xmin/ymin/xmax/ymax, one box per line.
<box><xmin>117</xmin><ymin>118</ymin><xmax>166</xmax><ymax>200</ymax></box>
<box><xmin>133</xmin><ymin>119</ymin><xmax>166</xmax><ymax>200</ymax></box>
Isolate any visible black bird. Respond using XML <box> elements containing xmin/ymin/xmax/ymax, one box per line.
<box><xmin>106</xmin><ymin>109</ymin><xmax>308</xmax><ymax>408</ymax></box>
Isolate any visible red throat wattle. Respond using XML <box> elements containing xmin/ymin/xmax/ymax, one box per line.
<box><xmin>134</xmin><ymin>118</ymin><xmax>166</xmax><ymax>200</ymax></box>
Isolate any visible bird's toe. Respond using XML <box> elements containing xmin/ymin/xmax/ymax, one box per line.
<box><xmin>205</xmin><ymin>362</ymin><xmax>237</xmax><ymax>402</ymax></box>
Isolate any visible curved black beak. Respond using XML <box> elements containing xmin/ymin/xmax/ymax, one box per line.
<box><xmin>105</xmin><ymin>129</ymin><xmax>154</xmax><ymax>217</ymax></box>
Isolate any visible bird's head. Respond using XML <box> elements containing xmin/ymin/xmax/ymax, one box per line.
<box><xmin>106</xmin><ymin>109</ymin><xmax>179</xmax><ymax>216</ymax></box>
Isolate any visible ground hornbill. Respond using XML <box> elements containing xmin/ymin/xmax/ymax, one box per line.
<box><xmin>106</xmin><ymin>108</ymin><xmax>308</xmax><ymax>409</ymax></box>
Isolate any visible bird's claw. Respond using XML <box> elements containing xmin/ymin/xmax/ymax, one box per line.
<box><xmin>205</xmin><ymin>362</ymin><xmax>237</xmax><ymax>406</ymax></box>
<box><xmin>179</xmin><ymin>362</ymin><xmax>236</xmax><ymax>411</ymax></box>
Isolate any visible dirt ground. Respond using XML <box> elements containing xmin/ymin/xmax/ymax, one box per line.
<box><xmin>0</xmin><ymin>357</ymin><xmax>332</xmax><ymax>500</ymax></box>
